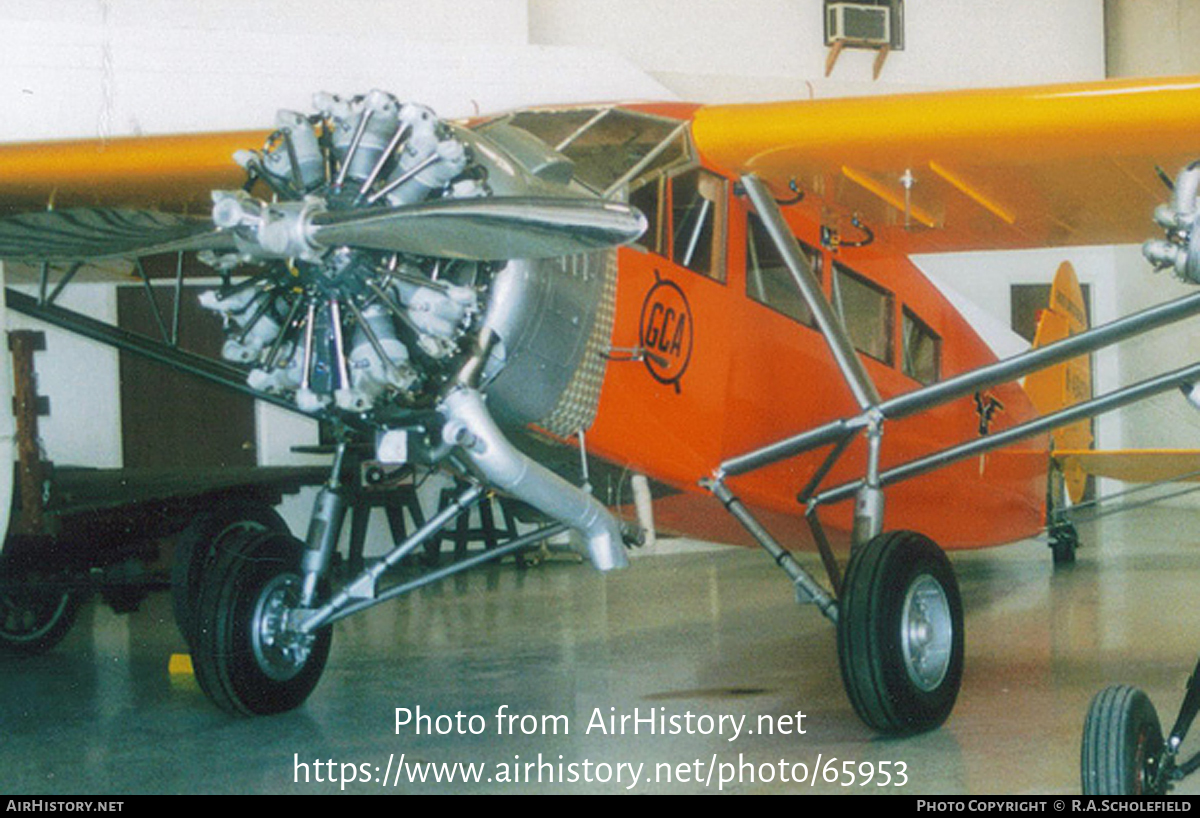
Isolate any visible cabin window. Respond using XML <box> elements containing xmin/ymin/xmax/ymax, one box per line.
<box><xmin>744</xmin><ymin>211</ymin><xmax>821</xmax><ymax>326</ymax></box>
<box><xmin>628</xmin><ymin>177</ymin><xmax>663</xmax><ymax>255</ymax></box>
<box><xmin>902</xmin><ymin>307</ymin><xmax>940</xmax><ymax>384</ymax></box>
<box><xmin>671</xmin><ymin>168</ymin><xmax>727</xmax><ymax>282</ymax></box>
<box><xmin>832</xmin><ymin>262</ymin><xmax>894</xmax><ymax>365</ymax></box>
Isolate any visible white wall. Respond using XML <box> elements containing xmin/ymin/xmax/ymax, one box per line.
<box><xmin>913</xmin><ymin>246</ymin><xmax>1125</xmax><ymax>456</ymax></box>
<box><xmin>0</xmin><ymin>0</ymin><xmax>671</xmax><ymax>142</ymax></box>
<box><xmin>1106</xmin><ymin>0</ymin><xmax>1200</xmax><ymax>77</ymax></box>
<box><xmin>530</xmin><ymin>0</ymin><xmax>1105</xmax><ymax>101</ymax></box>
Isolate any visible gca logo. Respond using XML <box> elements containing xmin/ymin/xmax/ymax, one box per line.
<box><xmin>638</xmin><ymin>273</ymin><xmax>693</xmax><ymax>393</ymax></box>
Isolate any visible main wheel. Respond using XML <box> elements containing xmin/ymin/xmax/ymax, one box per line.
<box><xmin>837</xmin><ymin>530</ymin><xmax>964</xmax><ymax>735</ymax></box>
<box><xmin>1081</xmin><ymin>685</ymin><xmax>1167</xmax><ymax>795</ymax></box>
<box><xmin>192</xmin><ymin>529</ymin><xmax>332</xmax><ymax>716</ymax></box>
<box><xmin>172</xmin><ymin>503</ymin><xmax>289</xmax><ymax>648</ymax></box>
<box><xmin>0</xmin><ymin>580</ymin><xmax>83</xmax><ymax>654</ymax></box>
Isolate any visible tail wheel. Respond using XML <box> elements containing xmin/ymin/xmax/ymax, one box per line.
<box><xmin>837</xmin><ymin>530</ymin><xmax>964</xmax><ymax>735</ymax></box>
<box><xmin>192</xmin><ymin>530</ymin><xmax>332</xmax><ymax>716</ymax></box>
<box><xmin>172</xmin><ymin>503</ymin><xmax>289</xmax><ymax>648</ymax></box>
<box><xmin>1082</xmin><ymin>685</ymin><xmax>1167</xmax><ymax>795</ymax></box>
<box><xmin>1049</xmin><ymin>520</ymin><xmax>1079</xmax><ymax>566</ymax></box>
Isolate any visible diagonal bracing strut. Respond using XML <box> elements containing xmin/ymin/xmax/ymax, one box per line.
<box><xmin>707</xmin><ymin>173</ymin><xmax>1200</xmax><ymax>619</ymax></box>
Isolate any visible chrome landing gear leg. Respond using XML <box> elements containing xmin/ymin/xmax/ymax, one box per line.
<box><xmin>1158</xmin><ymin>659</ymin><xmax>1200</xmax><ymax>787</ymax></box>
<box><xmin>300</xmin><ymin>443</ymin><xmax>350</xmax><ymax>607</ymax></box>
<box><xmin>705</xmin><ymin>475</ymin><xmax>964</xmax><ymax>736</ymax></box>
<box><xmin>191</xmin><ymin>443</ymin><xmax>349</xmax><ymax>716</ymax></box>
<box><xmin>851</xmin><ymin>413</ymin><xmax>885</xmax><ymax>551</ymax></box>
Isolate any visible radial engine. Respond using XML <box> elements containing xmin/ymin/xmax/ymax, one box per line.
<box><xmin>197</xmin><ymin>90</ymin><xmax>620</xmax><ymax>436</ymax></box>
<box><xmin>196</xmin><ymin>91</ymin><xmax>635</xmax><ymax>572</ymax></box>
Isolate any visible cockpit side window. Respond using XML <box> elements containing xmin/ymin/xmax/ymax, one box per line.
<box><xmin>831</xmin><ymin>262</ymin><xmax>894</xmax><ymax>365</ymax></box>
<box><xmin>745</xmin><ymin>211</ymin><xmax>821</xmax><ymax>326</ymax></box>
<box><xmin>902</xmin><ymin>307</ymin><xmax>941</xmax><ymax>384</ymax></box>
<box><xmin>628</xmin><ymin>177</ymin><xmax>663</xmax><ymax>255</ymax></box>
<box><xmin>670</xmin><ymin>168</ymin><xmax>726</xmax><ymax>282</ymax></box>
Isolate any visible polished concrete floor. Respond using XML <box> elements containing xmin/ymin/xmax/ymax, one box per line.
<box><xmin>4</xmin><ymin>505</ymin><xmax>1200</xmax><ymax>795</ymax></box>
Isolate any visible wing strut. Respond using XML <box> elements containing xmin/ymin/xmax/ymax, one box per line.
<box><xmin>704</xmin><ymin>175</ymin><xmax>892</xmax><ymax>615</ymax></box>
<box><xmin>741</xmin><ymin>173</ymin><xmax>889</xmax><ymax>559</ymax></box>
<box><xmin>741</xmin><ymin>175</ymin><xmax>881</xmax><ymax>412</ymax></box>
<box><xmin>706</xmin><ymin>176</ymin><xmax>1200</xmax><ymax>623</ymax></box>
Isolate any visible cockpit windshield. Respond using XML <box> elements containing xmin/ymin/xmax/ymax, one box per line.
<box><xmin>477</xmin><ymin>107</ymin><xmax>690</xmax><ymax>196</ymax></box>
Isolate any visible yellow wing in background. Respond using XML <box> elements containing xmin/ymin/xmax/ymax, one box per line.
<box><xmin>693</xmin><ymin>76</ymin><xmax>1200</xmax><ymax>254</ymax></box>
<box><xmin>0</xmin><ymin>130</ymin><xmax>267</xmax><ymax>215</ymax></box>
<box><xmin>1054</xmin><ymin>450</ymin><xmax>1200</xmax><ymax>484</ymax></box>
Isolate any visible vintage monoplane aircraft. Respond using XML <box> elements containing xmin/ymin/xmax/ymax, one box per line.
<box><xmin>1</xmin><ymin>76</ymin><xmax>1200</xmax><ymax>790</ymax></box>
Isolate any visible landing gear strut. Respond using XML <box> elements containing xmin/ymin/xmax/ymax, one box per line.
<box><xmin>187</xmin><ymin>392</ymin><xmax>612</xmax><ymax>716</ymax></box>
<box><xmin>1048</xmin><ymin>519</ymin><xmax>1079</xmax><ymax>566</ymax></box>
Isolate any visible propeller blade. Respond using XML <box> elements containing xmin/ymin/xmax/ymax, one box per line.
<box><xmin>309</xmin><ymin>196</ymin><xmax>647</xmax><ymax>261</ymax></box>
<box><xmin>0</xmin><ymin>208</ymin><xmax>233</xmax><ymax>262</ymax></box>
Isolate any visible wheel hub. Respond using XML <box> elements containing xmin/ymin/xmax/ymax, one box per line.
<box><xmin>252</xmin><ymin>574</ymin><xmax>316</xmax><ymax>682</ymax></box>
<box><xmin>901</xmin><ymin>574</ymin><xmax>953</xmax><ymax>692</ymax></box>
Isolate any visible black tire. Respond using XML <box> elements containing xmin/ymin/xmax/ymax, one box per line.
<box><xmin>0</xmin><ymin>582</ymin><xmax>83</xmax><ymax>654</ymax></box>
<box><xmin>1081</xmin><ymin>685</ymin><xmax>1166</xmax><ymax>795</ymax></box>
<box><xmin>191</xmin><ymin>530</ymin><xmax>331</xmax><ymax>716</ymax></box>
<box><xmin>837</xmin><ymin>530</ymin><xmax>964</xmax><ymax>735</ymax></box>
<box><xmin>172</xmin><ymin>503</ymin><xmax>288</xmax><ymax>648</ymax></box>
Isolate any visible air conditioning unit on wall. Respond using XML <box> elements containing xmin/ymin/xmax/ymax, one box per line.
<box><xmin>826</xmin><ymin>2</ymin><xmax>892</xmax><ymax>47</ymax></box>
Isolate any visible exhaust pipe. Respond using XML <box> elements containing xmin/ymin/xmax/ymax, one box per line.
<box><xmin>440</xmin><ymin>388</ymin><xmax>628</xmax><ymax>571</ymax></box>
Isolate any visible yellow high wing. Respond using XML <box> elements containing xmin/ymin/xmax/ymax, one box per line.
<box><xmin>692</xmin><ymin>75</ymin><xmax>1200</xmax><ymax>254</ymax></box>
<box><xmin>0</xmin><ymin>129</ymin><xmax>267</xmax><ymax>215</ymax></box>
<box><xmin>693</xmin><ymin>76</ymin><xmax>1200</xmax><ymax>503</ymax></box>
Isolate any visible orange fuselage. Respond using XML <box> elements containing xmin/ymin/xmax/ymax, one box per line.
<box><xmin>584</xmin><ymin>150</ymin><xmax>1047</xmax><ymax>551</ymax></box>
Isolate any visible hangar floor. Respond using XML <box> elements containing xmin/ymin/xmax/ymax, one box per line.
<box><xmin>3</xmin><ymin>504</ymin><xmax>1200</xmax><ymax>795</ymax></box>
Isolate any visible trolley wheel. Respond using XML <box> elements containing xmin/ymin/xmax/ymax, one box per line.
<box><xmin>172</xmin><ymin>503</ymin><xmax>288</xmax><ymax>647</ymax></box>
<box><xmin>1082</xmin><ymin>685</ymin><xmax>1167</xmax><ymax>795</ymax></box>
<box><xmin>191</xmin><ymin>529</ymin><xmax>331</xmax><ymax>716</ymax></box>
<box><xmin>0</xmin><ymin>580</ymin><xmax>83</xmax><ymax>654</ymax></box>
<box><xmin>837</xmin><ymin>530</ymin><xmax>964</xmax><ymax>735</ymax></box>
